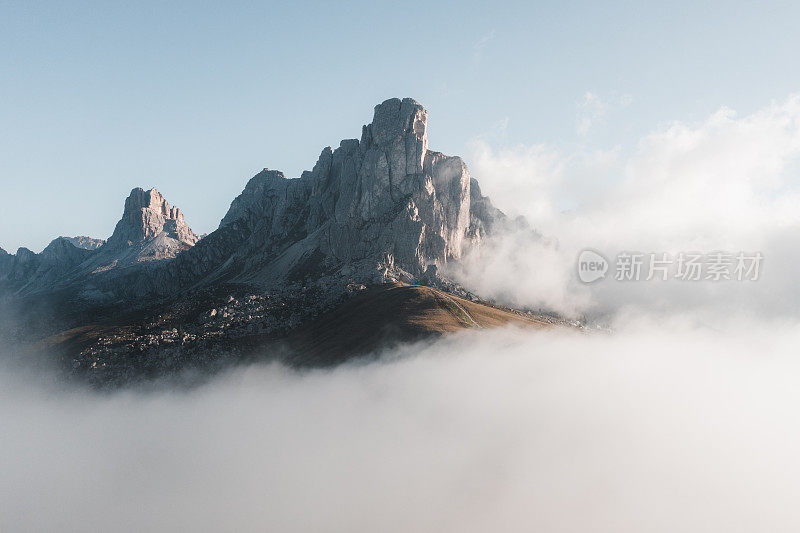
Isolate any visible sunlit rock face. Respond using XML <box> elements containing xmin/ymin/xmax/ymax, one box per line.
<box><xmin>210</xmin><ymin>97</ymin><xmax>503</xmax><ymax>286</ymax></box>
<box><xmin>0</xmin><ymin>98</ymin><xmax>516</xmax><ymax>381</ymax></box>
<box><xmin>1</xmin><ymin>98</ymin><xmax>504</xmax><ymax>305</ymax></box>
<box><xmin>62</xmin><ymin>236</ymin><xmax>105</xmax><ymax>250</ymax></box>
<box><xmin>0</xmin><ymin>188</ymin><xmax>200</xmax><ymax>298</ymax></box>
<box><xmin>101</xmin><ymin>187</ymin><xmax>199</xmax><ymax>263</ymax></box>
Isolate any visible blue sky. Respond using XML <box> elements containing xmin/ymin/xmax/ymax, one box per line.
<box><xmin>2</xmin><ymin>0</ymin><xmax>800</xmax><ymax>251</ymax></box>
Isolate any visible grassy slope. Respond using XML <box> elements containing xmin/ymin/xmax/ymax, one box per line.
<box><xmin>38</xmin><ymin>283</ymin><xmax>554</xmax><ymax>369</ymax></box>
<box><xmin>282</xmin><ymin>283</ymin><xmax>551</xmax><ymax>366</ymax></box>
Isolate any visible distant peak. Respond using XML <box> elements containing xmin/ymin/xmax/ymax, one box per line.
<box><xmin>61</xmin><ymin>235</ymin><xmax>105</xmax><ymax>250</ymax></box>
<box><xmin>106</xmin><ymin>186</ymin><xmax>198</xmax><ymax>252</ymax></box>
<box><xmin>15</xmin><ymin>247</ymin><xmax>36</xmax><ymax>260</ymax></box>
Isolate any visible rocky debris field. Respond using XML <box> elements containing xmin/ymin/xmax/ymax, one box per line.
<box><xmin>70</xmin><ymin>278</ymin><xmax>368</xmax><ymax>387</ymax></box>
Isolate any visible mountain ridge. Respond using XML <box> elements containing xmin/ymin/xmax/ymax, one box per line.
<box><xmin>1</xmin><ymin>97</ymin><xmax>562</xmax><ymax>385</ymax></box>
<box><xmin>2</xmin><ymin>98</ymin><xmax>504</xmax><ymax>303</ymax></box>
<box><xmin>0</xmin><ymin>186</ymin><xmax>201</xmax><ymax>298</ymax></box>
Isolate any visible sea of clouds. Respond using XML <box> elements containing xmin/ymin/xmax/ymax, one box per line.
<box><xmin>3</xmin><ymin>95</ymin><xmax>800</xmax><ymax>532</ymax></box>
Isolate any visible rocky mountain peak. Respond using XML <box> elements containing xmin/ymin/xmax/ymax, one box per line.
<box><xmin>0</xmin><ymin>247</ymin><xmax>10</xmax><ymax>276</ymax></box>
<box><xmin>364</xmin><ymin>98</ymin><xmax>428</xmax><ymax>173</ymax></box>
<box><xmin>15</xmin><ymin>247</ymin><xmax>37</xmax><ymax>263</ymax></box>
<box><xmin>40</xmin><ymin>237</ymin><xmax>87</xmax><ymax>259</ymax></box>
<box><xmin>2</xmin><ymin>98</ymin><xmax>504</xmax><ymax>304</ymax></box>
<box><xmin>105</xmin><ymin>187</ymin><xmax>198</xmax><ymax>253</ymax></box>
<box><xmin>201</xmin><ymin>97</ymin><xmax>503</xmax><ymax>289</ymax></box>
<box><xmin>62</xmin><ymin>236</ymin><xmax>105</xmax><ymax>250</ymax></box>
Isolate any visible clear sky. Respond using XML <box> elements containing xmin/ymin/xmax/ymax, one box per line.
<box><xmin>2</xmin><ymin>0</ymin><xmax>800</xmax><ymax>252</ymax></box>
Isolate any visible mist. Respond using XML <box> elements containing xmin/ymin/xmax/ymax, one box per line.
<box><xmin>450</xmin><ymin>95</ymin><xmax>800</xmax><ymax>319</ymax></box>
<box><xmin>3</xmin><ymin>321</ymin><xmax>800</xmax><ymax>532</ymax></box>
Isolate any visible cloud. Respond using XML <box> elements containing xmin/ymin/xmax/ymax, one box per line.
<box><xmin>577</xmin><ymin>91</ymin><xmax>608</xmax><ymax>135</ymax></box>
<box><xmin>468</xmin><ymin>138</ymin><xmax>566</xmax><ymax>223</ymax></box>
<box><xmin>460</xmin><ymin>94</ymin><xmax>800</xmax><ymax>319</ymax></box>
<box><xmin>576</xmin><ymin>92</ymin><xmax>633</xmax><ymax>136</ymax></box>
<box><xmin>3</xmin><ymin>321</ymin><xmax>800</xmax><ymax>532</ymax></box>
<box><xmin>473</xmin><ymin>30</ymin><xmax>495</xmax><ymax>63</ymax></box>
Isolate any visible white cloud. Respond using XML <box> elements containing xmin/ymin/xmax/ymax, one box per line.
<box><xmin>473</xmin><ymin>30</ymin><xmax>495</xmax><ymax>63</ymax></box>
<box><xmin>576</xmin><ymin>92</ymin><xmax>633</xmax><ymax>136</ymax></box>
<box><xmin>577</xmin><ymin>91</ymin><xmax>608</xmax><ymax>135</ymax></box>
<box><xmin>4</xmin><ymin>321</ymin><xmax>800</xmax><ymax>532</ymax></box>
<box><xmin>460</xmin><ymin>94</ymin><xmax>800</xmax><ymax>318</ymax></box>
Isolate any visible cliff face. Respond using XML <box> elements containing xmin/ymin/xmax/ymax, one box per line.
<box><xmin>0</xmin><ymin>240</ymin><xmax>93</xmax><ymax>294</ymax></box>
<box><xmin>63</xmin><ymin>236</ymin><xmax>105</xmax><ymax>250</ymax></box>
<box><xmin>100</xmin><ymin>187</ymin><xmax>199</xmax><ymax>264</ymax></box>
<box><xmin>182</xmin><ymin>98</ymin><xmax>503</xmax><ymax>289</ymax></box>
<box><xmin>2</xmin><ymin>98</ymin><xmax>522</xmax><ymax>382</ymax></box>
<box><xmin>2</xmin><ymin>98</ymin><xmax>503</xmax><ymax>304</ymax></box>
<box><xmin>1</xmin><ymin>188</ymin><xmax>200</xmax><ymax>296</ymax></box>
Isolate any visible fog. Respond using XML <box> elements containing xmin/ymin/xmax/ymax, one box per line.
<box><xmin>3</xmin><ymin>321</ymin><xmax>800</xmax><ymax>532</ymax></box>
<box><xmin>4</xmin><ymin>96</ymin><xmax>800</xmax><ymax>531</ymax></box>
<box><xmin>450</xmin><ymin>95</ymin><xmax>800</xmax><ymax>318</ymax></box>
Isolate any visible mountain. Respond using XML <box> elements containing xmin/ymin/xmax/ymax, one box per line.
<box><xmin>0</xmin><ymin>241</ymin><xmax>91</xmax><ymax>294</ymax></box>
<box><xmin>0</xmin><ymin>247</ymin><xmax>14</xmax><ymax>277</ymax></box>
<box><xmin>101</xmin><ymin>187</ymin><xmax>199</xmax><ymax>264</ymax></box>
<box><xmin>63</xmin><ymin>236</ymin><xmax>105</xmax><ymax>250</ymax></box>
<box><xmin>4</xmin><ymin>98</ymin><xmax>500</xmax><ymax>302</ymax></box>
<box><xmin>41</xmin><ymin>282</ymin><xmax>560</xmax><ymax>386</ymax></box>
<box><xmin>209</xmin><ymin>97</ymin><xmax>502</xmax><ymax>285</ymax></box>
<box><xmin>5</xmin><ymin>98</ymin><xmax>565</xmax><ymax>385</ymax></box>
<box><xmin>0</xmin><ymin>187</ymin><xmax>200</xmax><ymax>298</ymax></box>
<box><xmin>282</xmin><ymin>283</ymin><xmax>555</xmax><ymax>367</ymax></box>
<box><xmin>149</xmin><ymin>98</ymin><xmax>504</xmax><ymax>299</ymax></box>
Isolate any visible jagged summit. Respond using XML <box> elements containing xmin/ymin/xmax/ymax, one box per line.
<box><xmin>1</xmin><ymin>188</ymin><xmax>200</xmax><ymax>296</ymax></box>
<box><xmin>0</xmin><ymin>238</ymin><xmax>94</xmax><ymax>292</ymax></box>
<box><xmin>208</xmin><ymin>97</ymin><xmax>503</xmax><ymax>288</ymax></box>
<box><xmin>80</xmin><ymin>187</ymin><xmax>201</xmax><ymax>270</ymax></box>
<box><xmin>40</xmin><ymin>237</ymin><xmax>94</xmax><ymax>262</ymax></box>
<box><xmin>0</xmin><ymin>246</ymin><xmax>14</xmax><ymax>279</ymax></box>
<box><xmin>3</xmin><ymin>98</ymin><xmax>504</xmax><ymax>306</ymax></box>
<box><xmin>62</xmin><ymin>236</ymin><xmax>105</xmax><ymax>250</ymax></box>
<box><xmin>105</xmin><ymin>187</ymin><xmax>198</xmax><ymax>253</ymax></box>
<box><xmin>2</xmin><ymin>98</ymin><xmax>545</xmax><ymax>384</ymax></box>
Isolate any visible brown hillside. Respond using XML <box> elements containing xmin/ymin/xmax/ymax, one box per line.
<box><xmin>282</xmin><ymin>283</ymin><xmax>552</xmax><ymax>366</ymax></box>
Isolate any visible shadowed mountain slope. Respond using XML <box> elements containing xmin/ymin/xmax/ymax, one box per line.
<box><xmin>283</xmin><ymin>283</ymin><xmax>553</xmax><ymax>366</ymax></box>
<box><xmin>3</xmin><ymin>97</ymin><xmax>563</xmax><ymax>385</ymax></box>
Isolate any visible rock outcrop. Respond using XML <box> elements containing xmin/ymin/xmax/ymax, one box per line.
<box><xmin>2</xmin><ymin>97</ymin><xmax>531</xmax><ymax>384</ymax></box>
<box><xmin>63</xmin><ymin>236</ymin><xmax>105</xmax><ymax>250</ymax></box>
<box><xmin>98</xmin><ymin>187</ymin><xmax>199</xmax><ymax>265</ymax></box>
<box><xmin>0</xmin><ymin>247</ymin><xmax>12</xmax><ymax>277</ymax></box>
<box><xmin>172</xmin><ymin>98</ymin><xmax>504</xmax><ymax>291</ymax></box>
<box><xmin>1</xmin><ymin>189</ymin><xmax>200</xmax><ymax>296</ymax></box>
<box><xmin>0</xmin><ymin>239</ymin><xmax>94</xmax><ymax>293</ymax></box>
<box><xmin>3</xmin><ymin>98</ymin><xmax>504</xmax><ymax>308</ymax></box>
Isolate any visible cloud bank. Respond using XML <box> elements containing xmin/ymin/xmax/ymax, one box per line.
<box><xmin>454</xmin><ymin>94</ymin><xmax>800</xmax><ymax>319</ymax></box>
<box><xmin>4</xmin><ymin>322</ymin><xmax>800</xmax><ymax>532</ymax></box>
